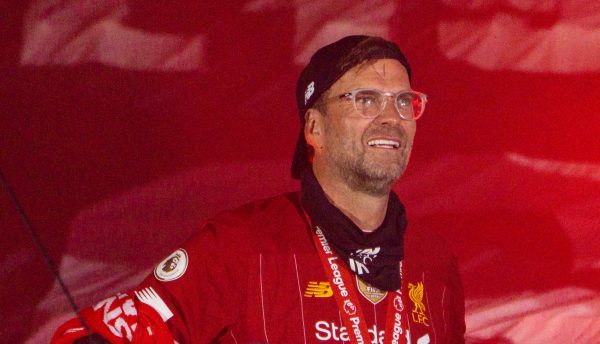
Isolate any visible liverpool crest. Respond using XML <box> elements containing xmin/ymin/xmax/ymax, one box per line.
<box><xmin>408</xmin><ymin>282</ymin><xmax>429</xmax><ymax>326</ymax></box>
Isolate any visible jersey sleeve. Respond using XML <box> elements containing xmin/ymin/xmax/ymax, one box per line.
<box><xmin>137</xmin><ymin>221</ymin><xmax>245</xmax><ymax>342</ymax></box>
<box><xmin>447</xmin><ymin>255</ymin><xmax>466</xmax><ymax>343</ymax></box>
<box><xmin>51</xmin><ymin>222</ymin><xmax>244</xmax><ymax>344</ymax></box>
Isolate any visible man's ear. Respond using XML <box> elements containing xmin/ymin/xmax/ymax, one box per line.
<box><xmin>304</xmin><ymin>108</ymin><xmax>324</xmax><ymax>150</ymax></box>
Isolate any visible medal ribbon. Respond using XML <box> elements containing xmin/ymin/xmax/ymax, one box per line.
<box><xmin>309</xmin><ymin>223</ymin><xmax>409</xmax><ymax>344</ymax></box>
<box><xmin>383</xmin><ymin>261</ymin><xmax>409</xmax><ymax>344</ymax></box>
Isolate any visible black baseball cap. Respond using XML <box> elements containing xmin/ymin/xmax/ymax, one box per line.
<box><xmin>291</xmin><ymin>35</ymin><xmax>412</xmax><ymax>179</ymax></box>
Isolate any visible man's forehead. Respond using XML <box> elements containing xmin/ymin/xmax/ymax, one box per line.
<box><xmin>330</xmin><ymin>59</ymin><xmax>410</xmax><ymax>92</ymax></box>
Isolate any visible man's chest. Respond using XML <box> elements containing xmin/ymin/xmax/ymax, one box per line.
<box><xmin>226</xmin><ymin>252</ymin><xmax>445</xmax><ymax>344</ymax></box>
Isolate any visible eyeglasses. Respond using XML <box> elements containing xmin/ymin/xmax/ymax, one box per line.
<box><xmin>336</xmin><ymin>88</ymin><xmax>428</xmax><ymax>120</ymax></box>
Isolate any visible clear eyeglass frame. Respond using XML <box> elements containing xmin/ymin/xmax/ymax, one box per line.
<box><xmin>336</xmin><ymin>88</ymin><xmax>428</xmax><ymax>120</ymax></box>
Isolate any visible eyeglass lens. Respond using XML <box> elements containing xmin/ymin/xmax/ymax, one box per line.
<box><xmin>354</xmin><ymin>90</ymin><xmax>423</xmax><ymax>119</ymax></box>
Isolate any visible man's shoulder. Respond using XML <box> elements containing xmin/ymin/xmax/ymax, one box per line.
<box><xmin>210</xmin><ymin>191</ymin><xmax>302</xmax><ymax>227</ymax></box>
<box><xmin>186</xmin><ymin>191</ymin><xmax>310</xmax><ymax>252</ymax></box>
<box><xmin>404</xmin><ymin>225</ymin><xmax>457</xmax><ymax>271</ymax></box>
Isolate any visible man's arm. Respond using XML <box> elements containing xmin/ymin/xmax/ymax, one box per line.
<box><xmin>448</xmin><ymin>255</ymin><xmax>466</xmax><ymax>343</ymax></box>
<box><xmin>52</xmin><ymin>222</ymin><xmax>240</xmax><ymax>343</ymax></box>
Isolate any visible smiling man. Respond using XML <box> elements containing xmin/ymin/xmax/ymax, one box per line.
<box><xmin>302</xmin><ymin>57</ymin><xmax>418</xmax><ymax>230</ymax></box>
<box><xmin>53</xmin><ymin>35</ymin><xmax>465</xmax><ymax>344</ymax></box>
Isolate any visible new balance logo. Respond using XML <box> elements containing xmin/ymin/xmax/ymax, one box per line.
<box><xmin>304</xmin><ymin>281</ymin><xmax>333</xmax><ymax>297</ymax></box>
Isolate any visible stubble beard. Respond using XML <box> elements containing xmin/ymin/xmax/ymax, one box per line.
<box><xmin>326</xmin><ymin>136</ymin><xmax>410</xmax><ymax>197</ymax></box>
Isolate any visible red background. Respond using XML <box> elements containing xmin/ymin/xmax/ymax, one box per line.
<box><xmin>1</xmin><ymin>1</ymin><xmax>599</xmax><ymax>342</ymax></box>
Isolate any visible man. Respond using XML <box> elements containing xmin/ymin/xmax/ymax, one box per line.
<box><xmin>53</xmin><ymin>35</ymin><xmax>465</xmax><ymax>343</ymax></box>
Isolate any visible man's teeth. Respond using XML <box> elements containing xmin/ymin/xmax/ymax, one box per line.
<box><xmin>367</xmin><ymin>139</ymin><xmax>400</xmax><ymax>148</ymax></box>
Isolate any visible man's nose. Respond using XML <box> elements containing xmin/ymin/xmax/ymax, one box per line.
<box><xmin>376</xmin><ymin>97</ymin><xmax>403</xmax><ymax>124</ymax></box>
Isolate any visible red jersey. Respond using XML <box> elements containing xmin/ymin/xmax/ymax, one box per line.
<box><xmin>52</xmin><ymin>192</ymin><xmax>465</xmax><ymax>343</ymax></box>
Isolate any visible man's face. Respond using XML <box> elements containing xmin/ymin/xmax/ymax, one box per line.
<box><xmin>311</xmin><ymin>59</ymin><xmax>416</xmax><ymax>195</ymax></box>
